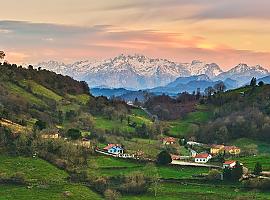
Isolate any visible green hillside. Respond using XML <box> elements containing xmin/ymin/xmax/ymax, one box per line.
<box><xmin>0</xmin><ymin>155</ymin><xmax>101</xmax><ymax>200</ymax></box>
<box><xmin>1</xmin><ymin>62</ymin><xmax>270</xmax><ymax>199</ymax></box>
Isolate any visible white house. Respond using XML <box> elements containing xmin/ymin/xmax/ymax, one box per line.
<box><xmin>103</xmin><ymin>144</ymin><xmax>124</xmax><ymax>155</ymax></box>
<box><xmin>194</xmin><ymin>153</ymin><xmax>212</xmax><ymax>163</ymax></box>
<box><xmin>223</xmin><ymin>160</ymin><xmax>237</xmax><ymax>169</ymax></box>
<box><xmin>187</xmin><ymin>141</ymin><xmax>204</xmax><ymax>146</ymax></box>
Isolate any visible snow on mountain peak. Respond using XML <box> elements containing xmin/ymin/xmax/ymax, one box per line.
<box><xmin>34</xmin><ymin>54</ymin><xmax>268</xmax><ymax>90</ymax></box>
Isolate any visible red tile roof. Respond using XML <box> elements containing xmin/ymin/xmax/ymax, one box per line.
<box><xmin>103</xmin><ymin>144</ymin><xmax>121</xmax><ymax>150</ymax></box>
<box><xmin>195</xmin><ymin>153</ymin><xmax>210</xmax><ymax>159</ymax></box>
<box><xmin>163</xmin><ymin>137</ymin><xmax>176</xmax><ymax>143</ymax></box>
<box><xmin>223</xmin><ymin>160</ymin><xmax>236</xmax><ymax>165</ymax></box>
<box><xmin>224</xmin><ymin>146</ymin><xmax>239</xmax><ymax>151</ymax></box>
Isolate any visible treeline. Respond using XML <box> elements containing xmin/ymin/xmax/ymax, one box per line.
<box><xmin>0</xmin><ymin>62</ymin><xmax>90</xmax><ymax>95</ymax></box>
<box><xmin>144</xmin><ymin>93</ymin><xmax>199</xmax><ymax>120</ymax></box>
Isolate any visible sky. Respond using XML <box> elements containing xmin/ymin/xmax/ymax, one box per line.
<box><xmin>0</xmin><ymin>0</ymin><xmax>270</xmax><ymax>69</ymax></box>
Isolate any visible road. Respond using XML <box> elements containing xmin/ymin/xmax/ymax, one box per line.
<box><xmin>171</xmin><ymin>160</ymin><xmax>222</xmax><ymax>169</ymax></box>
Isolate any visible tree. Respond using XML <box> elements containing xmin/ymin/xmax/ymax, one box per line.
<box><xmin>253</xmin><ymin>162</ymin><xmax>262</xmax><ymax>175</ymax></box>
<box><xmin>156</xmin><ymin>150</ymin><xmax>172</xmax><ymax>165</ymax></box>
<box><xmin>204</xmin><ymin>86</ymin><xmax>215</xmax><ymax>97</ymax></box>
<box><xmin>258</xmin><ymin>81</ymin><xmax>264</xmax><ymax>87</ymax></box>
<box><xmin>34</xmin><ymin>120</ymin><xmax>46</xmax><ymax>130</ymax></box>
<box><xmin>231</xmin><ymin>161</ymin><xmax>243</xmax><ymax>181</ymax></box>
<box><xmin>0</xmin><ymin>51</ymin><xmax>5</xmax><ymax>60</ymax></box>
<box><xmin>250</xmin><ymin>77</ymin><xmax>257</xmax><ymax>87</ymax></box>
<box><xmin>66</xmin><ymin>128</ymin><xmax>81</xmax><ymax>140</ymax></box>
<box><xmin>223</xmin><ymin>167</ymin><xmax>232</xmax><ymax>181</ymax></box>
<box><xmin>214</xmin><ymin>82</ymin><xmax>226</xmax><ymax>93</ymax></box>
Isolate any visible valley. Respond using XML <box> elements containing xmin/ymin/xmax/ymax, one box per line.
<box><xmin>0</xmin><ymin>62</ymin><xmax>270</xmax><ymax>199</ymax></box>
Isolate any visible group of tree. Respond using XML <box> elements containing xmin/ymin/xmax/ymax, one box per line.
<box><xmin>223</xmin><ymin>161</ymin><xmax>243</xmax><ymax>182</ymax></box>
<box><xmin>193</xmin><ymin>79</ymin><xmax>270</xmax><ymax>143</ymax></box>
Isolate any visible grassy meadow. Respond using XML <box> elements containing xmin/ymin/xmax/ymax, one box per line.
<box><xmin>0</xmin><ymin>155</ymin><xmax>101</xmax><ymax>200</ymax></box>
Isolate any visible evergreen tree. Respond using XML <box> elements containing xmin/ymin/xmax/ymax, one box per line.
<box><xmin>253</xmin><ymin>162</ymin><xmax>262</xmax><ymax>175</ymax></box>
<box><xmin>250</xmin><ymin>77</ymin><xmax>257</xmax><ymax>87</ymax></box>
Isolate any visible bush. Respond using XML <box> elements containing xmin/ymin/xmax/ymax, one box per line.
<box><xmin>66</xmin><ymin>128</ymin><xmax>81</xmax><ymax>140</ymax></box>
<box><xmin>104</xmin><ymin>189</ymin><xmax>121</xmax><ymax>200</ymax></box>
<box><xmin>243</xmin><ymin>178</ymin><xmax>270</xmax><ymax>190</ymax></box>
<box><xmin>207</xmin><ymin>169</ymin><xmax>221</xmax><ymax>181</ymax></box>
<box><xmin>10</xmin><ymin>172</ymin><xmax>26</xmax><ymax>185</ymax></box>
<box><xmin>119</xmin><ymin>172</ymin><xmax>150</xmax><ymax>194</ymax></box>
<box><xmin>156</xmin><ymin>150</ymin><xmax>172</xmax><ymax>165</ymax></box>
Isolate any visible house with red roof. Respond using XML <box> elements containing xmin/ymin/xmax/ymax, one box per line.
<box><xmin>223</xmin><ymin>160</ymin><xmax>237</xmax><ymax>169</ymax></box>
<box><xmin>162</xmin><ymin>137</ymin><xmax>176</xmax><ymax>145</ymax></box>
<box><xmin>103</xmin><ymin>144</ymin><xmax>124</xmax><ymax>155</ymax></box>
<box><xmin>224</xmin><ymin>146</ymin><xmax>241</xmax><ymax>155</ymax></box>
<box><xmin>194</xmin><ymin>153</ymin><xmax>212</xmax><ymax>163</ymax></box>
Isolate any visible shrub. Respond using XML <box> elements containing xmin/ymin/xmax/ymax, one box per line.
<box><xmin>104</xmin><ymin>189</ymin><xmax>121</xmax><ymax>200</ymax></box>
<box><xmin>243</xmin><ymin>178</ymin><xmax>270</xmax><ymax>190</ymax></box>
<box><xmin>119</xmin><ymin>172</ymin><xmax>150</xmax><ymax>194</ymax></box>
<box><xmin>207</xmin><ymin>169</ymin><xmax>221</xmax><ymax>181</ymax></box>
<box><xmin>66</xmin><ymin>128</ymin><xmax>81</xmax><ymax>140</ymax></box>
<box><xmin>10</xmin><ymin>172</ymin><xmax>26</xmax><ymax>185</ymax></box>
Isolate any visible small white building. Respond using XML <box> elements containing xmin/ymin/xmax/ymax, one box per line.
<box><xmin>194</xmin><ymin>153</ymin><xmax>212</xmax><ymax>163</ymax></box>
<box><xmin>103</xmin><ymin>144</ymin><xmax>124</xmax><ymax>155</ymax></box>
<box><xmin>187</xmin><ymin>141</ymin><xmax>204</xmax><ymax>146</ymax></box>
<box><xmin>223</xmin><ymin>160</ymin><xmax>237</xmax><ymax>169</ymax></box>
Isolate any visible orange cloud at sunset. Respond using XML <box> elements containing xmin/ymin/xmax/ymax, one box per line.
<box><xmin>0</xmin><ymin>0</ymin><xmax>269</xmax><ymax>69</ymax></box>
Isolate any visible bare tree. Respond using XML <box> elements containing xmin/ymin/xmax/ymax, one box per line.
<box><xmin>0</xmin><ymin>51</ymin><xmax>5</xmax><ymax>60</ymax></box>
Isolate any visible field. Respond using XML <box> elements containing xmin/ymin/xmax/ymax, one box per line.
<box><xmin>93</xmin><ymin>108</ymin><xmax>152</xmax><ymax>133</ymax></box>
<box><xmin>168</xmin><ymin>110</ymin><xmax>211</xmax><ymax>137</ymax></box>
<box><xmin>238</xmin><ymin>155</ymin><xmax>270</xmax><ymax>171</ymax></box>
<box><xmin>20</xmin><ymin>80</ymin><xmax>63</xmax><ymax>101</ymax></box>
<box><xmin>232</xmin><ymin>138</ymin><xmax>270</xmax><ymax>154</ymax></box>
<box><xmin>89</xmin><ymin>155</ymin><xmax>270</xmax><ymax>200</ymax></box>
<box><xmin>5</xmin><ymin>82</ymin><xmax>46</xmax><ymax>107</ymax></box>
<box><xmin>0</xmin><ymin>155</ymin><xmax>101</xmax><ymax>200</ymax></box>
<box><xmin>121</xmin><ymin>182</ymin><xmax>270</xmax><ymax>200</ymax></box>
<box><xmin>88</xmin><ymin>155</ymin><xmax>209</xmax><ymax>179</ymax></box>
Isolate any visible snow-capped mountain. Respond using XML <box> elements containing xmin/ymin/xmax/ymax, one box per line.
<box><xmin>35</xmin><ymin>54</ymin><xmax>269</xmax><ymax>90</ymax></box>
<box><xmin>36</xmin><ymin>54</ymin><xmax>222</xmax><ymax>89</ymax></box>
<box><xmin>186</xmin><ymin>60</ymin><xmax>223</xmax><ymax>78</ymax></box>
<box><xmin>213</xmin><ymin>63</ymin><xmax>269</xmax><ymax>86</ymax></box>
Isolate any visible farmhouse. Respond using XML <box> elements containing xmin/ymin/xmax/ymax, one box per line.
<box><xmin>223</xmin><ymin>160</ymin><xmax>237</xmax><ymax>169</ymax></box>
<box><xmin>194</xmin><ymin>153</ymin><xmax>212</xmax><ymax>163</ymax></box>
<box><xmin>41</xmin><ymin>129</ymin><xmax>60</xmax><ymax>139</ymax></box>
<box><xmin>224</xmin><ymin>146</ymin><xmax>241</xmax><ymax>155</ymax></box>
<box><xmin>162</xmin><ymin>137</ymin><xmax>176</xmax><ymax>145</ymax></box>
<box><xmin>80</xmin><ymin>138</ymin><xmax>91</xmax><ymax>148</ymax></box>
<box><xmin>210</xmin><ymin>144</ymin><xmax>225</xmax><ymax>155</ymax></box>
<box><xmin>171</xmin><ymin>154</ymin><xmax>181</xmax><ymax>160</ymax></box>
<box><xmin>103</xmin><ymin>144</ymin><xmax>124</xmax><ymax>155</ymax></box>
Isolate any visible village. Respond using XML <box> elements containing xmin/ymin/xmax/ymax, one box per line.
<box><xmin>38</xmin><ymin>128</ymin><xmax>264</xmax><ymax>179</ymax></box>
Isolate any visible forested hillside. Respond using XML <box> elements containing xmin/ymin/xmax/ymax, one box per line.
<box><xmin>193</xmin><ymin>83</ymin><xmax>270</xmax><ymax>143</ymax></box>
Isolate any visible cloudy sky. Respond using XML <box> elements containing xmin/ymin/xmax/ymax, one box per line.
<box><xmin>0</xmin><ymin>0</ymin><xmax>270</xmax><ymax>69</ymax></box>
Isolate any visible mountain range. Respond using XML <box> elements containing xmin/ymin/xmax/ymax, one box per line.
<box><xmin>35</xmin><ymin>54</ymin><xmax>269</xmax><ymax>93</ymax></box>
